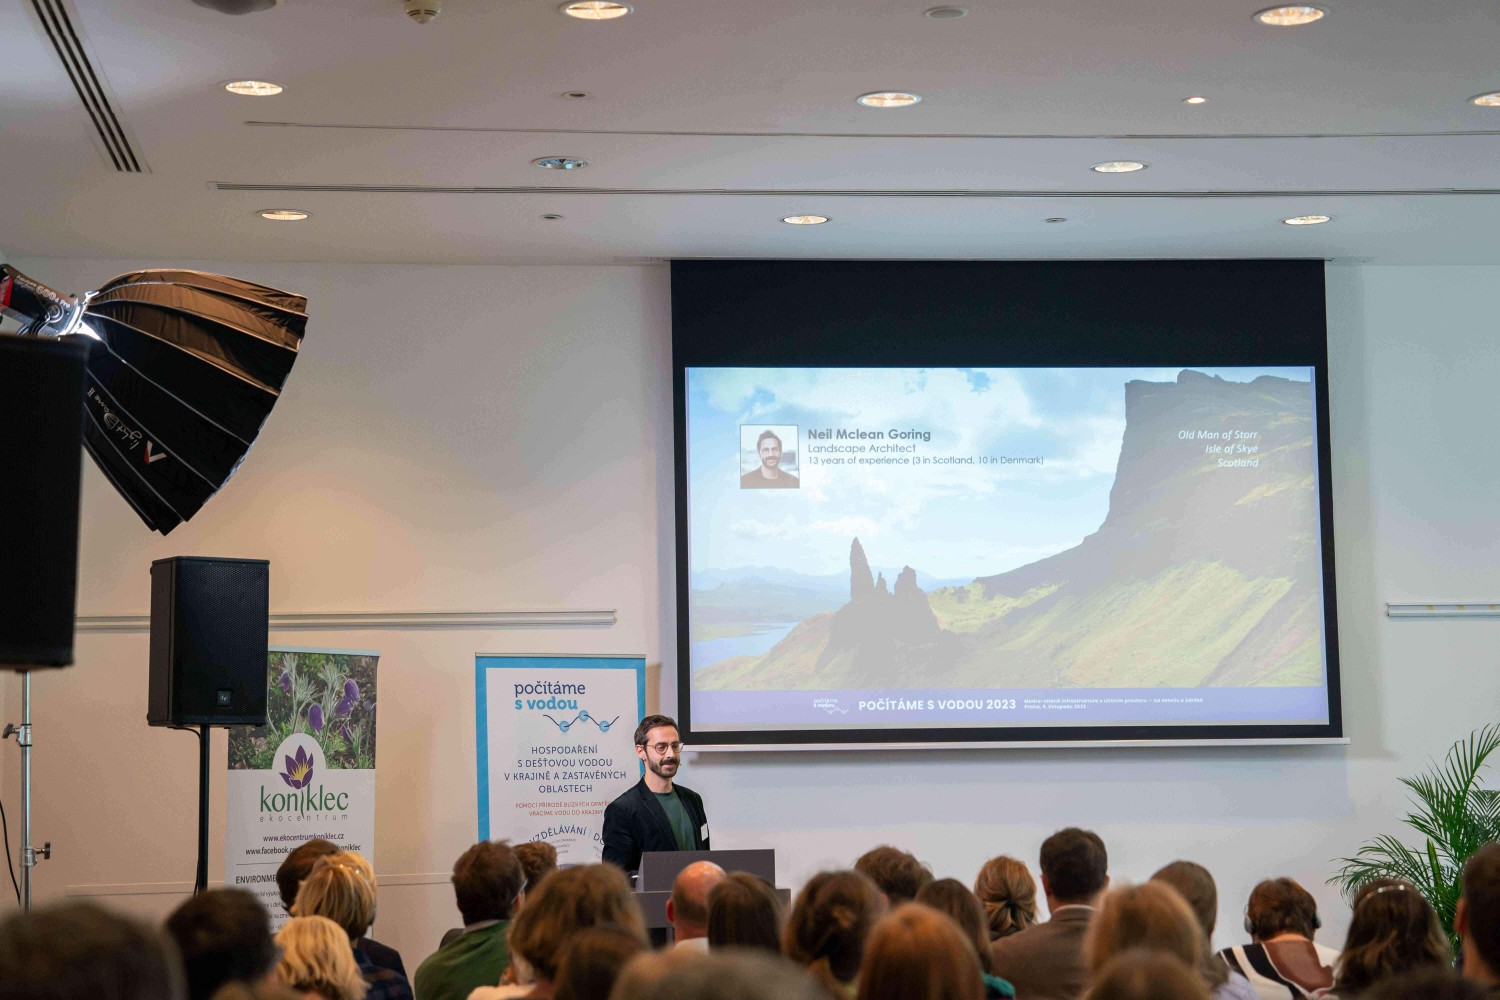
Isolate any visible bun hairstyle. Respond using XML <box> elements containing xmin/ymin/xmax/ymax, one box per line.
<box><xmin>785</xmin><ymin>870</ymin><xmax>885</xmax><ymax>998</ymax></box>
<box><xmin>974</xmin><ymin>855</ymin><xmax>1039</xmax><ymax>941</ymax></box>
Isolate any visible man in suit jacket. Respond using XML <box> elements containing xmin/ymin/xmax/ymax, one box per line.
<box><xmin>602</xmin><ymin>714</ymin><xmax>710</xmax><ymax>873</ymax></box>
<box><xmin>992</xmin><ymin>827</ymin><xmax>1110</xmax><ymax>1000</ymax></box>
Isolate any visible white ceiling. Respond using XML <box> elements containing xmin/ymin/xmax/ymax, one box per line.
<box><xmin>3</xmin><ymin>0</ymin><xmax>1499</xmax><ymax>264</ymax></box>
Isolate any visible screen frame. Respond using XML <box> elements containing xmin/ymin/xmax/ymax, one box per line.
<box><xmin>672</xmin><ymin>259</ymin><xmax>1343</xmax><ymax>749</ymax></box>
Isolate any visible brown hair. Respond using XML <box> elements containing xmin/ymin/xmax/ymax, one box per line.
<box><xmin>1039</xmin><ymin>828</ymin><xmax>1108</xmax><ymax>904</ymax></box>
<box><xmin>973</xmin><ymin>856</ymin><xmax>1038</xmax><ymax>941</ymax></box>
<box><xmin>275</xmin><ymin>915</ymin><xmax>367</xmax><ymax>1000</ymax></box>
<box><xmin>1151</xmin><ymin>861</ymin><xmax>1219</xmax><ymax>938</ymax></box>
<box><xmin>1364</xmin><ymin>968</ymin><xmax>1489</xmax><ymax>1000</ymax></box>
<box><xmin>167</xmin><ymin>887</ymin><xmax>279</xmax><ymax>999</ymax></box>
<box><xmin>552</xmin><ymin>925</ymin><xmax>648</xmax><ymax>1000</ymax></box>
<box><xmin>277</xmin><ymin>839</ymin><xmax>339</xmax><ymax>912</ymax></box>
<box><xmin>506</xmin><ymin>864</ymin><xmax>646</xmax><ymax>982</ymax></box>
<box><xmin>854</xmin><ymin>846</ymin><xmax>933</xmax><ymax>906</ymax></box>
<box><xmin>634</xmin><ymin>715</ymin><xmax>678</xmax><ymax>746</ymax></box>
<box><xmin>785</xmin><ymin>870</ymin><xmax>886</xmax><ymax>998</ymax></box>
<box><xmin>916</xmin><ymin>879</ymin><xmax>997</xmax><ymax>976</ymax></box>
<box><xmin>293</xmin><ymin>853</ymin><xmax>377</xmax><ymax>940</ymax></box>
<box><xmin>0</xmin><ymin>900</ymin><xmax>185</xmax><ymax>1000</ymax></box>
<box><xmin>1333</xmin><ymin>879</ymin><xmax>1451</xmax><ymax>996</ymax></box>
<box><xmin>611</xmin><ymin>950</ymin><xmax>828</xmax><ymax>1000</ymax></box>
<box><xmin>854</xmin><ymin>902</ymin><xmax>985</xmax><ymax>1000</ymax></box>
<box><xmin>514</xmin><ymin>841</ymin><xmax>559</xmax><ymax>894</ymax></box>
<box><xmin>1246</xmin><ymin>878</ymin><xmax>1321</xmax><ymax>941</ymax></box>
<box><xmin>708</xmin><ymin>872</ymin><xmax>785</xmax><ymax>956</ymax></box>
<box><xmin>1085</xmin><ymin>882</ymin><xmax>1226</xmax><ymax>990</ymax></box>
<box><xmin>1461</xmin><ymin>842</ymin><xmax>1500</xmax><ymax>974</ymax></box>
<box><xmin>1083</xmin><ymin>949</ymin><xmax>1210</xmax><ymax>1000</ymax></box>
<box><xmin>452</xmin><ymin>840</ymin><xmax>525</xmax><ymax>925</ymax></box>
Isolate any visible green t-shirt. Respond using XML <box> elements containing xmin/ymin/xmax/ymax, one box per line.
<box><xmin>412</xmin><ymin>920</ymin><xmax>509</xmax><ymax>1000</ymax></box>
<box><xmin>653</xmin><ymin>788</ymin><xmax>696</xmax><ymax>851</ymax></box>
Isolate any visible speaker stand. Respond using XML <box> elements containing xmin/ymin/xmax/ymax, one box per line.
<box><xmin>3</xmin><ymin>671</ymin><xmax>53</xmax><ymax>911</ymax></box>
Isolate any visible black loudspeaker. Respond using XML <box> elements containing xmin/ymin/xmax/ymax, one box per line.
<box><xmin>147</xmin><ymin>556</ymin><xmax>270</xmax><ymax>727</ymax></box>
<box><xmin>0</xmin><ymin>334</ymin><xmax>89</xmax><ymax>669</ymax></box>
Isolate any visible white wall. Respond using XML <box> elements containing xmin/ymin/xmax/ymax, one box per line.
<box><xmin>1</xmin><ymin>259</ymin><xmax>1496</xmax><ymax>967</ymax></box>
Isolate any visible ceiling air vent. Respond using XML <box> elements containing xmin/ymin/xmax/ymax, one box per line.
<box><xmin>30</xmin><ymin>0</ymin><xmax>148</xmax><ymax>173</ymax></box>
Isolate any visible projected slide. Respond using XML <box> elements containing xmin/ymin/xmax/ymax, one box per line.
<box><xmin>684</xmin><ymin>367</ymin><xmax>1330</xmax><ymax>732</ymax></box>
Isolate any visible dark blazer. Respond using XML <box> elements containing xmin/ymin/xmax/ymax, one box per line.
<box><xmin>990</xmin><ymin>905</ymin><xmax>1094</xmax><ymax>1000</ymax></box>
<box><xmin>601</xmin><ymin>778</ymin><xmax>709</xmax><ymax>873</ymax></box>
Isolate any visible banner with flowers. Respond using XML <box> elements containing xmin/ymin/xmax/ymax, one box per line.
<box><xmin>226</xmin><ymin>647</ymin><xmax>379</xmax><ymax>923</ymax></box>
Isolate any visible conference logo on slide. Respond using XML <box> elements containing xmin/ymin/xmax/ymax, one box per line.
<box><xmin>812</xmin><ymin>698</ymin><xmax>849</xmax><ymax>715</ymax></box>
<box><xmin>258</xmin><ymin>733</ymin><xmax>350</xmax><ymax>818</ymax></box>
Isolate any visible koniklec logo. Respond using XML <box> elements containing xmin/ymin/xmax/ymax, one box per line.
<box><xmin>260</xmin><ymin>735</ymin><xmax>349</xmax><ymax>819</ymax></box>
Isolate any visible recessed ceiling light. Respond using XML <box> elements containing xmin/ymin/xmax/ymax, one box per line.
<box><xmin>1044</xmin><ymin>217</ymin><xmax>1068</xmax><ymax>223</ymax></box>
<box><xmin>1091</xmin><ymin>160</ymin><xmax>1147</xmax><ymax>173</ymax></box>
<box><xmin>923</xmin><ymin>6</ymin><xmax>969</xmax><ymax>18</ymax></box>
<box><xmin>532</xmin><ymin>156</ymin><xmax>590</xmax><ymax>170</ymax></box>
<box><xmin>541</xmin><ymin>213</ymin><xmax>565</xmax><ymax>220</ymax></box>
<box><xmin>258</xmin><ymin>209</ymin><xmax>309</xmax><ymax>221</ymax></box>
<box><xmin>560</xmin><ymin>1</ymin><xmax>631</xmax><ymax>19</ymax></box>
<box><xmin>224</xmin><ymin>80</ymin><xmax>283</xmax><ymax>97</ymax></box>
<box><xmin>1254</xmin><ymin>5</ymin><xmax>1326</xmax><ymax>26</ymax></box>
<box><xmin>1283</xmin><ymin>214</ymin><xmax>1332</xmax><ymax>225</ymax></box>
<box><xmin>562</xmin><ymin>91</ymin><xmax>590</xmax><ymax>99</ymax></box>
<box><xmin>1183</xmin><ymin>96</ymin><xmax>1208</xmax><ymax>105</ymax></box>
<box><xmin>857</xmin><ymin>91</ymin><xmax>922</xmax><ymax>108</ymax></box>
<box><xmin>1470</xmin><ymin>91</ymin><xmax>1500</xmax><ymax>107</ymax></box>
<box><xmin>782</xmin><ymin>215</ymin><xmax>830</xmax><ymax>225</ymax></box>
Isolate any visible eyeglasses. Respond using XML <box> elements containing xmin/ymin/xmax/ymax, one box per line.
<box><xmin>645</xmin><ymin>741</ymin><xmax>683</xmax><ymax>755</ymax></box>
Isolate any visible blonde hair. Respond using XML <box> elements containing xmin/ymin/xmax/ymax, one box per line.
<box><xmin>1085</xmin><ymin>883</ymin><xmax>1226</xmax><ymax>989</ymax></box>
<box><xmin>276</xmin><ymin>916</ymin><xmax>368</xmax><ymax>1000</ymax></box>
<box><xmin>854</xmin><ymin>903</ymin><xmax>984</xmax><ymax>1000</ymax></box>
<box><xmin>973</xmin><ymin>856</ymin><xmax>1038</xmax><ymax>941</ymax></box>
<box><xmin>293</xmin><ymin>853</ymin><xmax>377</xmax><ymax>940</ymax></box>
<box><xmin>505</xmin><ymin>864</ymin><xmax>645</xmax><ymax>982</ymax></box>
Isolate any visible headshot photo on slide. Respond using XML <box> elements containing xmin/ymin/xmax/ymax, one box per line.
<box><xmin>740</xmin><ymin>424</ymin><xmax>799</xmax><ymax>489</ymax></box>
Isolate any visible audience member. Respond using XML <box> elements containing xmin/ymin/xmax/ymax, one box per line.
<box><xmin>610</xmin><ymin>950</ymin><xmax>826</xmax><ymax>1000</ymax></box>
<box><xmin>276</xmin><ymin>916</ymin><xmax>368</xmax><ymax>1000</ymax></box>
<box><xmin>415</xmin><ymin>841</ymin><xmax>526</xmax><ymax>1000</ymax></box>
<box><xmin>669</xmin><ymin>860</ymin><xmax>727</xmax><ymax>950</ymax></box>
<box><xmin>1219</xmin><ymin>877</ymin><xmax>1337</xmax><ymax>1000</ymax></box>
<box><xmin>1329</xmin><ymin>879</ymin><xmax>1449</xmax><ymax>997</ymax></box>
<box><xmin>552</xmin><ymin>926</ymin><xmax>649</xmax><ymax>1000</ymax></box>
<box><xmin>165</xmin><ymin>888</ymin><xmax>281</xmax><ymax>1000</ymax></box>
<box><xmin>513</xmin><ymin>842</ymin><xmax>559</xmax><ymax>897</ymax></box>
<box><xmin>785</xmin><ymin>869</ymin><xmax>886</xmax><ymax>999</ymax></box>
<box><xmin>992</xmin><ymin>827</ymin><xmax>1110</xmax><ymax>1000</ymax></box>
<box><xmin>296</xmin><ymin>853</ymin><xmax>413</xmax><ymax>1000</ymax></box>
<box><xmin>1455</xmin><ymin>842</ymin><xmax>1500</xmax><ymax>991</ymax></box>
<box><xmin>1083</xmin><ymin>949</ymin><xmax>1210</xmax><ymax>1000</ymax></box>
<box><xmin>470</xmin><ymin>863</ymin><xmax>647</xmax><ymax>1000</ymax></box>
<box><xmin>708</xmin><ymin>872</ymin><xmax>786</xmax><ymax>955</ymax></box>
<box><xmin>1085</xmin><ymin>882</ymin><xmax>1251</xmax><ymax>1000</ymax></box>
<box><xmin>278</xmin><ymin>841</ymin><xmax>403</xmax><ymax>978</ymax></box>
<box><xmin>1364</xmin><ymin>968</ymin><xmax>1490</xmax><ymax>1000</ymax></box>
<box><xmin>1150</xmin><ymin>861</ymin><xmax>1258</xmax><ymax>1000</ymax></box>
<box><xmin>917</xmin><ymin>879</ymin><xmax>1017</xmax><ymax>998</ymax></box>
<box><xmin>975</xmin><ymin>855</ymin><xmax>1039</xmax><ymax>942</ymax></box>
<box><xmin>854</xmin><ymin>845</ymin><xmax>933</xmax><ymax>907</ymax></box>
<box><xmin>855</xmin><ymin>902</ymin><xmax>985</xmax><ymax>1000</ymax></box>
<box><xmin>0</xmin><ymin>900</ymin><xmax>185</xmax><ymax>1000</ymax></box>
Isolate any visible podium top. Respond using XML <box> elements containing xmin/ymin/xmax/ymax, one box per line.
<box><xmin>636</xmin><ymin>849</ymin><xmax>776</xmax><ymax>892</ymax></box>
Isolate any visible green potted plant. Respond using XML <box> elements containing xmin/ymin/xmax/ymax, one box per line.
<box><xmin>1331</xmin><ymin>722</ymin><xmax>1500</xmax><ymax>950</ymax></box>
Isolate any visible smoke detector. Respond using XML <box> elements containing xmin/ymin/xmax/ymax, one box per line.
<box><xmin>404</xmin><ymin>0</ymin><xmax>439</xmax><ymax>24</ymax></box>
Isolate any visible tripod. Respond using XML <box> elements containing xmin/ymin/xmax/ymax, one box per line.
<box><xmin>4</xmin><ymin>671</ymin><xmax>53</xmax><ymax>910</ymax></box>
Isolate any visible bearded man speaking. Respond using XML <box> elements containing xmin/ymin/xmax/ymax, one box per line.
<box><xmin>601</xmin><ymin>714</ymin><xmax>710</xmax><ymax>873</ymax></box>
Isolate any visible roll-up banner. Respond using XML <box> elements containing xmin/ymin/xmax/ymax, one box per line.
<box><xmin>226</xmin><ymin>647</ymin><xmax>379</xmax><ymax>923</ymax></box>
<box><xmin>476</xmin><ymin>654</ymin><xmax>645</xmax><ymax>863</ymax></box>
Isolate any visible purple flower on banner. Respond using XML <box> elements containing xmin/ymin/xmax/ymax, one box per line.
<box><xmin>280</xmin><ymin>745</ymin><xmax>315</xmax><ymax>789</ymax></box>
<box><xmin>278</xmin><ymin>671</ymin><xmax>292</xmax><ymax>695</ymax></box>
<box><xmin>309</xmin><ymin>703</ymin><xmax>324</xmax><ymax>733</ymax></box>
<box><xmin>335</xmin><ymin>695</ymin><xmax>354</xmax><ymax>717</ymax></box>
<box><xmin>344</xmin><ymin>678</ymin><xmax>360</xmax><ymax>702</ymax></box>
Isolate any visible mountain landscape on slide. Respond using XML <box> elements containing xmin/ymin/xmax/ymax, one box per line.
<box><xmin>695</xmin><ymin>370</ymin><xmax>1324</xmax><ymax>691</ymax></box>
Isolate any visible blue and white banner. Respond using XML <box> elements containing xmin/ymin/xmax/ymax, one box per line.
<box><xmin>476</xmin><ymin>654</ymin><xmax>645</xmax><ymax>864</ymax></box>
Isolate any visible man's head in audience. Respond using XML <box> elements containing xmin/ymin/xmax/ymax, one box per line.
<box><xmin>1244</xmin><ymin>877</ymin><xmax>1321</xmax><ymax>943</ymax></box>
<box><xmin>165</xmin><ymin>888</ymin><xmax>278</xmax><ymax>1000</ymax></box>
<box><xmin>1455</xmin><ymin>842</ymin><xmax>1500</xmax><ymax>986</ymax></box>
<box><xmin>276</xmin><ymin>838</ymin><xmax>340</xmax><ymax>915</ymax></box>
<box><xmin>513</xmin><ymin>840</ymin><xmax>559</xmax><ymax>898</ymax></box>
<box><xmin>668</xmin><ymin>861</ymin><xmax>727</xmax><ymax>943</ymax></box>
<box><xmin>1151</xmin><ymin>860</ymin><xmax>1219</xmax><ymax>939</ymax></box>
<box><xmin>853</xmin><ymin>845</ymin><xmax>932</xmax><ymax>906</ymax></box>
<box><xmin>0</xmin><ymin>900</ymin><xmax>185</xmax><ymax>1000</ymax></box>
<box><xmin>1039</xmin><ymin>827</ymin><xmax>1109</xmax><ymax>911</ymax></box>
<box><xmin>452</xmin><ymin>840</ymin><xmax>526</xmax><ymax>927</ymax></box>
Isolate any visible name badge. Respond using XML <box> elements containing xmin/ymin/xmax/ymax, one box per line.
<box><xmin>700</xmin><ymin>823</ymin><xmax>709</xmax><ymax>839</ymax></box>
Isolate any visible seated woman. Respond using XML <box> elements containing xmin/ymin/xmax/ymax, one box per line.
<box><xmin>1219</xmin><ymin>878</ymin><xmax>1339</xmax><ymax>1000</ymax></box>
<box><xmin>1326</xmin><ymin>879</ymin><xmax>1450</xmax><ymax>998</ymax></box>
<box><xmin>1085</xmin><ymin>950</ymin><xmax>1210</xmax><ymax>1000</ymax></box>
<box><xmin>784</xmin><ymin>870</ymin><xmax>886</xmax><ymax>999</ymax></box>
<box><xmin>972</xmin><ymin>856</ymin><xmax>1038</xmax><ymax>943</ymax></box>
<box><xmin>295</xmin><ymin>853</ymin><xmax>412</xmax><ymax>1000</ymax></box>
<box><xmin>708</xmin><ymin>872</ymin><xmax>786</xmax><ymax>956</ymax></box>
<box><xmin>1085</xmin><ymin>882</ymin><xmax>1253</xmax><ymax>1000</ymax></box>
<box><xmin>916</xmin><ymin>878</ymin><xmax>1016</xmax><ymax>999</ymax></box>
<box><xmin>855</xmin><ymin>902</ymin><xmax>985</xmax><ymax>1000</ymax></box>
<box><xmin>277</xmin><ymin>915</ymin><xmax>369</xmax><ymax>1000</ymax></box>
